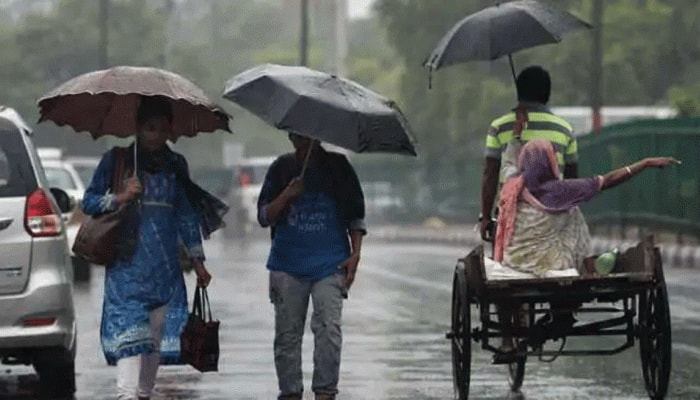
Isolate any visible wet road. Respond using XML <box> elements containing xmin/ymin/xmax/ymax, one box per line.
<box><xmin>2</xmin><ymin>235</ymin><xmax>700</xmax><ymax>399</ymax></box>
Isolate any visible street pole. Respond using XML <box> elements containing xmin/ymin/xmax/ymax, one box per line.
<box><xmin>300</xmin><ymin>0</ymin><xmax>309</xmax><ymax>66</ymax></box>
<box><xmin>591</xmin><ymin>0</ymin><xmax>603</xmax><ymax>134</ymax></box>
<box><xmin>98</xmin><ymin>0</ymin><xmax>109</xmax><ymax>69</ymax></box>
<box><xmin>162</xmin><ymin>0</ymin><xmax>175</xmax><ymax>68</ymax></box>
<box><xmin>334</xmin><ymin>0</ymin><xmax>348</xmax><ymax>76</ymax></box>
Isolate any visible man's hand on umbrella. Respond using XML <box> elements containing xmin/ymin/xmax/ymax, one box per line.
<box><xmin>283</xmin><ymin>177</ymin><xmax>304</xmax><ymax>201</ymax></box>
<box><xmin>118</xmin><ymin>177</ymin><xmax>142</xmax><ymax>204</ymax></box>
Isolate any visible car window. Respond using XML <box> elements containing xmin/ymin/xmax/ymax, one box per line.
<box><xmin>239</xmin><ymin>165</ymin><xmax>269</xmax><ymax>186</ymax></box>
<box><xmin>44</xmin><ymin>166</ymin><xmax>78</xmax><ymax>190</ymax></box>
<box><xmin>0</xmin><ymin>126</ymin><xmax>37</xmax><ymax>197</ymax></box>
<box><xmin>73</xmin><ymin>165</ymin><xmax>97</xmax><ymax>187</ymax></box>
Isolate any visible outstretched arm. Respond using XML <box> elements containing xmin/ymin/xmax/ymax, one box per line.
<box><xmin>601</xmin><ymin>157</ymin><xmax>680</xmax><ymax>190</ymax></box>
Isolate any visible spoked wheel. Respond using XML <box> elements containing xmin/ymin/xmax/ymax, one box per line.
<box><xmin>507</xmin><ymin>306</ymin><xmax>526</xmax><ymax>392</ymax></box>
<box><xmin>508</xmin><ymin>354</ymin><xmax>526</xmax><ymax>392</ymax></box>
<box><xmin>638</xmin><ymin>283</ymin><xmax>671</xmax><ymax>400</ymax></box>
<box><xmin>451</xmin><ymin>266</ymin><xmax>471</xmax><ymax>400</ymax></box>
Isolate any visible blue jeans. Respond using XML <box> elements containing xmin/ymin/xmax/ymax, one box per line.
<box><xmin>269</xmin><ymin>270</ymin><xmax>347</xmax><ymax>399</ymax></box>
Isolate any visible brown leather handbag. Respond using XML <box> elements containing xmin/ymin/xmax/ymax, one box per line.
<box><xmin>72</xmin><ymin>149</ymin><xmax>131</xmax><ymax>266</ymax></box>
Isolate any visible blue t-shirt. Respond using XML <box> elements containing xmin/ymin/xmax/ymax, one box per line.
<box><xmin>266</xmin><ymin>166</ymin><xmax>350</xmax><ymax>281</ymax></box>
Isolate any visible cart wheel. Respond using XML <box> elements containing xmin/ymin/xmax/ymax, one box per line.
<box><xmin>451</xmin><ymin>266</ymin><xmax>471</xmax><ymax>400</ymax></box>
<box><xmin>508</xmin><ymin>354</ymin><xmax>525</xmax><ymax>392</ymax></box>
<box><xmin>508</xmin><ymin>307</ymin><xmax>526</xmax><ymax>393</ymax></box>
<box><xmin>638</xmin><ymin>283</ymin><xmax>671</xmax><ymax>400</ymax></box>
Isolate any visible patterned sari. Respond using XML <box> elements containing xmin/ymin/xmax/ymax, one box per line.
<box><xmin>495</xmin><ymin>139</ymin><xmax>603</xmax><ymax>276</ymax></box>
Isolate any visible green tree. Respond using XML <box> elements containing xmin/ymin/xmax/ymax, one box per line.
<box><xmin>374</xmin><ymin>0</ymin><xmax>700</xmax><ymax>213</ymax></box>
<box><xmin>0</xmin><ymin>0</ymin><xmax>173</xmax><ymax>155</ymax></box>
<box><xmin>376</xmin><ymin>0</ymin><xmax>514</xmax><ymax>205</ymax></box>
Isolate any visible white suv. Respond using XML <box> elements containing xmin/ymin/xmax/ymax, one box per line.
<box><xmin>38</xmin><ymin>149</ymin><xmax>92</xmax><ymax>282</ymax></box>
<box><xmin>237</xmin><ymin>156</ymin><xmax>276</xmax><ymax>225</ymax></box>
<box><xmin>0</xmin><ymin>106</ymin><xmax>77</xmax><ymax>398</ymax></box>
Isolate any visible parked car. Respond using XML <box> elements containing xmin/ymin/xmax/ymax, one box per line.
<box><xmin>38</xmin><ymin>149</ymin><xmax>91</xmax><ymax>282</ymax></box>
<box><xmin>236</xmin><ymin>156</ymin><xmax>276</xmax><ymax>226</ymax></box>
<box><xmin>63</xmin><ymin>155</ymin><xmax>100</xmax><ymax>279</ymax></box>
<box><xmin>64</xmin><ymin>155</ymin><xmax>100</xmax><ymax>188</ymax></box>
<box><xmin>38</xmin><ymin>152</ymin><xmax>84</xmax><ymax>212</ymax></box>
<box><xmin>0</xmin><ymin>106</ymin><xmax>77</xmax><ymax>398</ymax></box>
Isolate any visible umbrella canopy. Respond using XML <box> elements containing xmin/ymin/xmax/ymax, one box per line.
<box><xmin>38</xmin><ymin>66</ymin><xmax>231</xmax><ymax>140</ymax></box>
<box><xmin>424</xmin><ymin>0</ymin><xmax>591</xmax><ymax>73</ymax></box>
<box><xmin>222</xmin><ymin>63</ymin><xmax>417</xmax><ymax>156</ymax></box>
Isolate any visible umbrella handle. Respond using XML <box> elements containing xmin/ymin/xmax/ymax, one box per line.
<box><xmin>299</xmin><ymin>140</ymin><xmax>315</xmax><ymax>178</ymax></box>
<box><xmin>508</xmin><ymin>54</ymin><xmax>517</xmax><ymax>83</ymax></box>
<box><xmin>134</xmin><ymin>136</ymin><xmax>139</xmax><ymax>176</ymax></box>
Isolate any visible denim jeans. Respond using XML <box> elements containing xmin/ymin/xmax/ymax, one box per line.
<box><xmin>269</xmin><ymin>270</ymin><xmax>346</xmax><ymax>399</ymax></box>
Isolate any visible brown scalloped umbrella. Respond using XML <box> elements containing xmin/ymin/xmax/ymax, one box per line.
<box><xmin>37</xmin><ymin>66</ymin><xmax>231</xmax><ymax>140</ymax></box>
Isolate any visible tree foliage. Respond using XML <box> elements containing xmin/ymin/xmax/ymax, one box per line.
<box><xmin>375</xmin><ymin>0</ymin><xmax>700</xmax><ymax>204</ymax></box>
<box><xmin>1</xmin><ymin>0</ymin><xmax>699</xmax><ymax>216</ymax></box>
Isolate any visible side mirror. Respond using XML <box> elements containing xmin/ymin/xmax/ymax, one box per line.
<box><xmin>49</xmin><ymin>187</ymin><xmax>74</xmax><ymax>214</ymax></box>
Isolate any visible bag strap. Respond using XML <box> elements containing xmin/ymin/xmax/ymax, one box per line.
<box><xmin>191</xmin><ymin>286</ymin><xmax>214</xmax><ymax>322</ymax></box>
<box><xmin>191</xmin><ymin>286</ymin><xmax>203</xmax><ymax>317</ymax></box>
<box><xmin>111</xmin><ymin>148</ymin><xmax>128</xmax><ymax>194</ymax></box>
<box><xmin>201</xmin><ymin>287</ymin><xmax>213</xmax><ymax>322</ymax></box>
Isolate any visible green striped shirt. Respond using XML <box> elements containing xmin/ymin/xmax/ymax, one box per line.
<box><xmin>485</xmin><ymin>104</ymin><xmax>577</xmax><ymax>181</ymax></box>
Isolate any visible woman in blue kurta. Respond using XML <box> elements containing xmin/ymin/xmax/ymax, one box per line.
<box><xmin>82</xmin><ymin>96</ymin><xmax>214</xmax><ymax>400</ymax></box>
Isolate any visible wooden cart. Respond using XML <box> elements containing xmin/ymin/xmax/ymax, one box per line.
<box><xmin>447</xmin><ymin>236</ymin><xmax>671</xmax><ymax>399</ymax></box>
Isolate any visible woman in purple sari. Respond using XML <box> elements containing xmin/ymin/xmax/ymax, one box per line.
<box><xmin>492</xmin><ymin>139</ymin><xmax>678</xmax><ymax>358</ymax></box>
<box><xmin>495</xmin><ymin>139</ymin><xmax>678</xmax><ymax>274</ymax></box>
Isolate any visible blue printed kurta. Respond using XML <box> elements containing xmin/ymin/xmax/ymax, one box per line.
<box><xmin>82</xmin><ymin>148</ymin><xmax>204</xmax><ymax>365</ymax></box>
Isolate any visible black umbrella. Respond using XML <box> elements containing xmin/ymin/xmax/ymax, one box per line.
<box><xmin>424</xmin><ymin>0</ymin><xmax>592</xmax><ymax>82</ymax></box>
<box><xmin>222</xmin><ymin>64</ymin><xmax>418</xmax><ymax>159</ymax></box>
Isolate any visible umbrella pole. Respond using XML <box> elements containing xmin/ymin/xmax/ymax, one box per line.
<box><xmin>299</xmin><ymin>140</ymin><xmax>315</xmax><ymax>177</ymax></box>
<box><xmin>508</xmin><ymin>54</ymin><xmax>517</xmax><ymax>83</ymax></box>
<box><xmin>133</xmin><ymin>136</ymin><xmax>138</xmax><ymax>176</ymax></box>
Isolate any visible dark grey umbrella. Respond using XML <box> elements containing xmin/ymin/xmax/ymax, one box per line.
<box><xmin>222</xmin><ymin>64</ymin><xmax>417</xmax><ymax>157</ymax></box>
<box><xmin>424</xmin><ymin>0</ymin><xmax>592</xmax><ymax>81</ymax></box>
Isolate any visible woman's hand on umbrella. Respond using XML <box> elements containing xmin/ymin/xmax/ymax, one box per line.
<box><xmin>118</xmin><ymin>177</ymin><xmax>142</xmax><ymax>203</ymax></box>
<box><xmin>194</xmin><ymin>262</ymin><xmax>212</xmax><ymax>287</ymax></box>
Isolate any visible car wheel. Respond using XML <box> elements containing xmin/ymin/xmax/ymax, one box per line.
<box><xmin>33</xmin><ymin>347</ymin><xmax>76</xmax><ymax>399</ymax></box>
<box><xmin>72</xmin><ymin>255</ymin><xmax>91</xmax><ymax>282</ymax></box>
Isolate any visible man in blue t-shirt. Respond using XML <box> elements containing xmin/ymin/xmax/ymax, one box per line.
<box><xmin>257</xmin><ymin>132</ymin><xmax>366</xmax><ymax>400</ymax></box>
